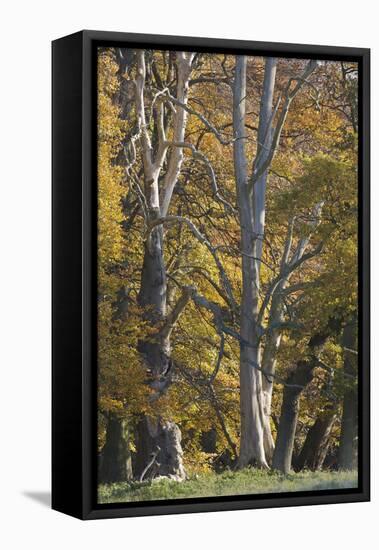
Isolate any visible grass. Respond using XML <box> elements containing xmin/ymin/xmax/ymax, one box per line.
<box><xmin>98</xmin><ymin>468</ymin><xmax>358</xmax><ymax>504</ymax></box>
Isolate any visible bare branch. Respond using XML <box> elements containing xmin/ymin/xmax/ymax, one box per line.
<box><xmin>161</xmin><ymin>92</ymin><xmax>233</xmax><ymax>145</ymax></box>
<box><xmin>172</xmin><ymin>265</ymin><xmax>232</xmax><ymax>309</ymax></box>
<box><xmin>280</xmin><ymin>217</ymin><xmax>296</xmax><ymax>270</ymax></box>
<box><xmin>164</xmin><ymin>140</ymin><xmax>235</xmax><ymax>212</ymax></box>
<box><xmin>139</xmin><ymin>447</ymin><xmax>160</xmax><ymax>482</ymax></box>
<box><xmin>159</xmin><ymin>52</ymin><xmax>195</xmax><ymax>216</ymax></box>
<box><xmin>289</xmin><ymin>201</ymin><xmax>324</xmax><ymax>265</ymax></box>
<box><xmin>264</xmin><ymin>321</ymin><xmax>304</xmax><ymax>334</ymax></box>
<box><xmin>146</xmin><ymin>216</ymin><xmax>238</xmax><ymax>312</ymax></box>
<box><xmin>134</xmin><ymin>50</ymin><xmax>153</xmax><ymax>174</ymax></box>
<box><xmin>281</xmin><ymin>281</ymin><xmax>320</xmax><ymax>295</ymax></box>
<box><xmin>159</xmin><ymin>286</ymin><xmax>196</xmax><ymax>339</ymax></box>
<box><xmin>189</xmin><ymin>76</ymin><xmax>230</xmax><ymax>86</ymax></box>
<box><xmin>248</xmin><ymin>60</ymin><xmax>319</xmax><ymax>196</ymax></box>
<box><xmin>344</xmin><ymin>347</ymin><xmax>358</xmax><ymax>356</ymax></box>
<box><xmin>258</xmin><ymin>240</ymin><xmax>323</xmax><ymax>327</ymax></box>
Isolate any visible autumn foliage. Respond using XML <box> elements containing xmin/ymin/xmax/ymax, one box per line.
<box><xmin>97</xmin><ymin>48</ymin><xmax>358</xmax><ymax>490</ymax></box>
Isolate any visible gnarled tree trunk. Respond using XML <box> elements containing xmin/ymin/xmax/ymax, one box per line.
<box><xmin>131</xmin><ymin>50</ymin><xmax>194</xmax><ymax>481</ymax></box>
<box><xmin>133</xmin><ymin>417</ymin><xmax>185</xmax><ymax>481</ymax></box>
<box><xmin>134</xmin><ymin>211</ymin><xmax>187</xmax><ymax>480</ymax></box>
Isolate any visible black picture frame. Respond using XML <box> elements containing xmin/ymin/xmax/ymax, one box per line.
<box><xmin>52</xmin><ymin>30</ymin><xmax>370</xmax><ymax>520</ymax></box>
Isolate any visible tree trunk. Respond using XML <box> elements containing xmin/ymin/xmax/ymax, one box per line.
<box><xmin>201</xmin><ymin>428</ymin><xmax>217</xmax><ymax>454</ymax></box>
<box><xmin>252</xmin><ymin>58</ymin><xmax>278</xmax><ymax>463</ymax></box>
<box><xmin>99</xmin><ymin>413</ymin><xmax>133</xmax><ymax>484</ymax></box>
<box><xmin>133</xmin><ymin>417</ymin><xmax>185</xmax><ymax>481</ymax></box>
<box><xmin>272</xmin><ymin>359</ymin><xmax>317</xmax><ymax>474</ymax></box>
<box><xmin>130</xmin><ymin>51</ymin><xmax>195</xmax><ymax>481</ymax></box>
<box><xmin>339</xmin><ymin>320</ymin><xmax>358</xmax><ymax>470</ymax></box>
<box><xmin>295</xmin><ymin>408</ymin><xmax>337</xmax><ymax>471</ymax></box>
<box><xmin>135</xmin><ymin>212</ymin><xmax>186</xmax><ymax>480</ymax></box>
<box><xmin>233</xmin><ymin>57</ymin><xmax>279</xmax><ymax>468</ymax></box>
<box><xmin>232</xmin><ymin>56</ymin><xmax>318</xmax><ymax>470</ymax></box>
<box><xmin>138</xmin><ymin>212</ymin><xmax>170</xmax><ymax>384</ymax></box>
<box><xmin>261</xmin><ymin>287</ymin><xmax>285</xmax><ymax>462</ymax></box>
<box><xmin>233</xmin><ymin>56</ymin><xmax>268</xmax><ymax>469</ymax></box>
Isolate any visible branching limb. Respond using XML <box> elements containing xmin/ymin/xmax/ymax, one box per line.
<box><xmin>159</xmin><ymin>52</ymin><xmax>195</xmax><ymax>217</ymax></box>
<box><xmin>171</xmin><ymin>265</ymin><xmax>233</xmax><ymax>310</ymax></box>
<box><xmin>159</xmin><ymin>286</ymin><xmax>196</xmax><ymax>340</ymax></box>
<box><xmin>264</xmin><ymin>321</ymin><xmax>304</xmax><ymax>334</ymax></box>
<box><xmin>281</xmin><ymin>281</ymin><xmax>320</xmax><ymax>296</ymax></box>
<box><xmin>146</xmin><ymin>215</ymin><xmax>238</xmax><ymax>312</ymax></box>
<box><xmin>258</xmin><ymin>240</ymin><xmax>323</xmax><ymax>327</ymax></box>
<box><xmin>164</xmin><ymin>140</ymin><xmax>235</xmax><ymax>212</ymax></box>
<box><xmin>161</xmin><ymin>92</ymin><xmax>233</xmax><ymax>145</ymax></box>
<box><xmin>135</xmin><ymin>50</ymin><xmax>154</xmax><ymax>175</ymax></box>
<box><xmin>139</xmin><ymin>447</ymin><xmax>161</xmax><ymax>482</ymax></box>
<box><xmin>184</xmin><ymin>287</ymin><xmax>306</xmax><ymax>390</ymax></box>
<box><xmin>248</xmin><ymin>60</ymin><xmax>319</xmax><ymax>196</ymax></box>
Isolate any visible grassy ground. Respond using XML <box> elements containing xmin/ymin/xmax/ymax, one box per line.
<box><xmin>98</xmin><ymin>468</ymin><xmax>358</xmax><ymax>504</ymax></box>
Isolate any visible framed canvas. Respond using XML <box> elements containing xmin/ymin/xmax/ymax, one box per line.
<box><xmin>52</xmin><ymin>30</ymin><xmax>370</xmax><ymax>520</ymax></box>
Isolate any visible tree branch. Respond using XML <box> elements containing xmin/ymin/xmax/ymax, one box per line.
<box><xmin>248</xmin><ymin>60</ymin><xmax>319</xmax><ymax>196</ymax></box>
<box><xmin>258</xmin><ymin>240</ymin><xmax>323</xmax><ymax>327</ymax></box>
<box><xmin>161</xmin><ymin>92</ymin><xmax>233</xmax><ymax>145</ymax></box>
<box><xmin>159</xmin><ymin>286</ymin><xmax>196</xmax><ymax>339</ymax></box>
<box><xmin>163</xmin><ymin>140</ymin><xmax>235</xmax><ymax>212</ymax></box>
<box><xmin>159</xmin><ymin>52</ymin><xmax>195</xmax><ymax>216</ymax></box>
<box><xmin>146</xmin><ymin>215</ymin><xmax>238</xmax><ymax>312</ymax></box>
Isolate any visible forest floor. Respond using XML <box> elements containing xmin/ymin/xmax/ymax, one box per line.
<box><xmin>98</xmin><ymin>468</ymin><xmax>358</xmax><ymax>503</ymax></box>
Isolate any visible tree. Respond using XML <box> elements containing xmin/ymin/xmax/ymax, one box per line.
<box><xmin>272</xmin><ymin>333</ymin><xmax>329</xmax><ymax>474</ymax></box>
<box><xmin>123</xmin><ymin>50</ymin><xmax>196</xmax><ymax>480</ymax></box>
<box><xmin>338</xmin><ymin>317</ymin><xmax>358</xmax><ymax>470</ymax></box>
<box><xmin>232</xmin><ymin>55</ymin><xmax>319</xmax><ymax>468</ymax></box>
<box><xmin>295</xmin><ymin>406</ymin><xmax>337</xmax><ymax>472</ymax></box>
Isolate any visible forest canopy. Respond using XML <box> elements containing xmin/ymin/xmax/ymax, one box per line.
<box><xmin>96</xmin><ymin>47</ymin><xmax>358</xmax><ymax>501</ymax></box>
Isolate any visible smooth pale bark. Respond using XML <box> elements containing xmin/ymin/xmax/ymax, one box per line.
<box><xmin>161</xmin><ymin>52</ymin><xmax>194</xmax><ymax>216</ymax></box>
<box><xmin>261</xmin><ymin>288</ymin><xmax>284</xmax><ymax>461</ymax></box>
<box><xmin>233</xmin><ymin>56</ymin><xmax>268</xmax><ymax>469</ymax></box>
<box><xmin>295</xmin><ymin>408</ymin><xmax>337</xmax><ymax>471</ymax></box>
<box><xmin>253</xmin><ymin>58</ymin><xmax>277</xmax><ymax>266</ymax></box>
<box><xmin>251</xmin><ymin>60</ymin><xmax>278</xmax><ymax>462</ymax></box>
<box><xmin>339</xmin><ymin>320</ymin><xmax>358</xmax><ymax>470</ymax></box>
<box><xmin>99</xmin><ymin>414</ymin><xmax>133</xmax><ymax>483</ymax></box>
